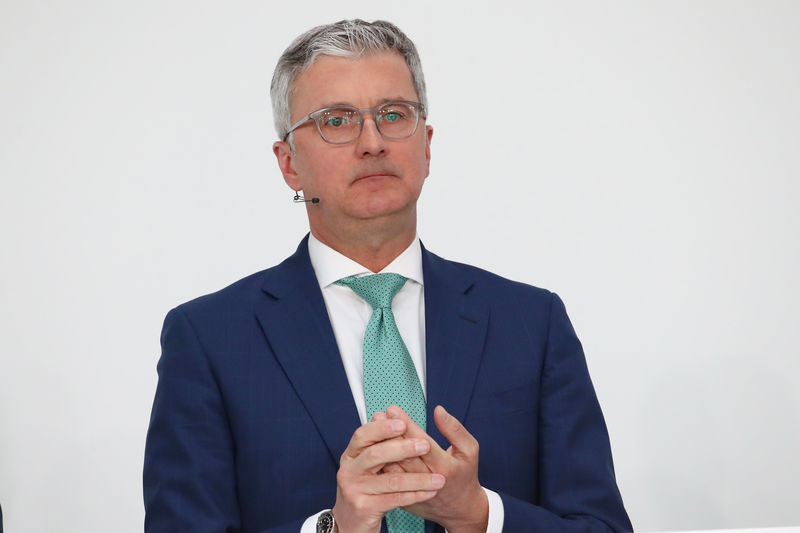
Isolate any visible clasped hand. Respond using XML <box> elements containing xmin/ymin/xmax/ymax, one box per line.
<box><xmin>332</xmin><ymin>405</ymin><xmax>488</xmax><ymax>533</ymax></box>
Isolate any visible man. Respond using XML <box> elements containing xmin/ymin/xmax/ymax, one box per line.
<box><xmin>144</xmin><ymin>19</ymin><xmax>632</xmax><ymax>533</ymax></box>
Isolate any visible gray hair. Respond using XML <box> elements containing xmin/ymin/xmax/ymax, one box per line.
<box><xmin>270</xmin><ymin>19</ymin><xmax>428</xmax><ymax>142</ymax></box>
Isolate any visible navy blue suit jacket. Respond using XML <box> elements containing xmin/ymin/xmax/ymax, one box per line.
<box><xmin>144</xmin><ymin>237</ymin><xmax>632</xmax><ymax>532</ymax></box>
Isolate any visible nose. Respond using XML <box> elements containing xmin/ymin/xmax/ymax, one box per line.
<box><xmin>355</xmin><ymin>116</ymin><xmax>386</xmax><ymax>157</ymax></box>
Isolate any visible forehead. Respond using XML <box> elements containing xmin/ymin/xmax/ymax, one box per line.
<box><xmin>290</xmin><ymin>51</ymin><xmax>417</xmax><ymax>119</ymax></box>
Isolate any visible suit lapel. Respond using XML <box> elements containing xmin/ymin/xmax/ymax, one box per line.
<box><xmin>255</xmin><ymin>236</ymin><xmax>360</xmax><ymax>465</ymax></box>
<box><xmin>253</xmin><ymin>239</ymin><xmax>488</xmax><ymax>462</ymax></box>
<box><xmin>421</xmin><ymin>245</ymin><xmax>489</xmax><ymax>451</ymax></box>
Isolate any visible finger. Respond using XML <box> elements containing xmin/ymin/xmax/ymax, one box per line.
<box><xmin>385</xmin><ymin>404</ymin><xmax>412</xmax><ymax>423</ymax></box>
<box><xmin>373</xmin><ymin>411</ymin><xmax>426</xmax><ymax>474</ymax></box>
<box><xmin>382</xmin><ymin>462</ymin><xmax>404</xmax><ymax>474</ymax></box>
<box><xmin>343</xmin><ymin>418</ymin><xmax>407</xmax><ymax>460</ymax></box>
<box><xmin>381</xmin><ymin>454</ymin><xmax>430</xmax><ymax>474</ymax></box>
<box><xmin>385</xmin><ymin>406</ymin><xmax>429</xmax><ymax>439</ymax></box>
<box><xmin>374</xmin><ymin>409</ymin><xmax>430</xmax><ymax>474</ymax></box>
<box><xmin>386</xmin><ymin>405</ymin><xmax>446</xmax><ymax>455</ymax></box>
<box><xmin>360</xmin><ymin>472</ymin><xmax>445</xmax><ymax>495</ymax></box>
<box><xmin>353</xmin><ymin>437</ymin><xmax>431</xmax><ymax>474</ymax></box>
<box><xmin>395</xmin><ymin>455</ymin><xmax>432</xmax><ymax>473</ymax></box>
<box><xmin>369</xmin><ymin>489</ymin><xmax>439</xmax><ymax>514</ymax></box>
<box><xmin>433</xmin><ymin>405</ymin><xmax>479</xmax><ymax>457</ymax></box>
<box><xmin>385</xmin><ymin>405</ymin><xmax>450</xmax><ymax>474</ymax></box>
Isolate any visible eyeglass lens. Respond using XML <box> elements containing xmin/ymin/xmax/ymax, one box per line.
<box><xmin>316</xmin><ymin>102</ymin><xmax>419</xmax><ymax>143</ymax></box>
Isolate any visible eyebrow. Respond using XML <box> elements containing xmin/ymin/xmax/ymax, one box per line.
<box><xmin>314</xmin><ymin>97</ymin><xmax>413</xmax><ymax>110</ymax></box>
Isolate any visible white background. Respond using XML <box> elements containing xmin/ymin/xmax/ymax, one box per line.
<box><xmin>1</xmin><ymin>1</ymin><xmax>798</xmax><ymax>532</ymax></box>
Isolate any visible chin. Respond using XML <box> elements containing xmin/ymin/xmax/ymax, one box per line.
<box><xmin>352</xmin><ymin>199</ymin><xmax>411</xmax><ymax>220</ymax></box>
<box><xmin>350</xmin><ymin>188</ymin><xmax>410</xmax><ymax>215</ymax></box>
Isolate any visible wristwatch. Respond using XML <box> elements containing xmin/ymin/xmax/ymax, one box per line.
<box><xmin>316</xmin><ymin>510</ymin><xmax>336</xmax><ymax>533</ymax></box>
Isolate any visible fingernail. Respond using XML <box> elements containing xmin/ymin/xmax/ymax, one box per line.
<box><xmin>390</xmin><ymin>420</ymin><xmax>404</xmax><ymax>432</ymax></box>
<box><xmin>414</xmin><ymin>439</ymin><xmax>430</xmax><ymax>454</ymax></box>
<box><xmin>431</xmin><ymin>474</ymin><xmax>445</xmax><ymax>488</ymax></box>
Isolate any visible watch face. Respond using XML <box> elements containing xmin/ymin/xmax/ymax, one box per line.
<box><xmin>316</xmin><ymin>511</ymin><xmax>334</xmax><ymax>533</ymax></box>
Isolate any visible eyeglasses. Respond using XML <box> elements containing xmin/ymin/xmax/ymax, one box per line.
<box><xmin>283</xmin><ymin>100</ymin><xmax>425</xmax><ymax>145</ymax></box>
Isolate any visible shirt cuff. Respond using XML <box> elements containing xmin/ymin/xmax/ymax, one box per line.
<box><xmin>301</xmin><ymin>510</ymin><xmax>326</xmax><ymax>533</ymax></box>
<box><xmin>483</xmin><ymin>486</ymin><xmax>505</xmax><ymax>533</ymax></box>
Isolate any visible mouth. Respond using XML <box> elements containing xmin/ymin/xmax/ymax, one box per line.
<box><xmin>352</xmin><ymin>172</ymin><xmax>396</xmax><ymax>183</ymax></box>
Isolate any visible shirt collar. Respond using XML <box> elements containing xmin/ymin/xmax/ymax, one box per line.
<box><xmin>308</xmin><ymin>233</ymin><xmax>424</xmax><ymax>289</ymax></box>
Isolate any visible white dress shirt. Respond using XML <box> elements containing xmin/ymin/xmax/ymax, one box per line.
<box><xmin>300</xmin><ymin>233</ymin><xmax>503</xmax><ymax>533</ymax></box>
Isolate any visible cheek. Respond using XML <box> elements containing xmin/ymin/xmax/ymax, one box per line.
<box><xmin>312</xmin><ymin>159</ymin><xmax>348</xmax><ymax>191</ymax></box>
<box><xmin>411</xmin><ymin>148</ymin><xmax>431</xmax><ymax>182</ymax></box>
<box><xmin>295</xmin><ymin>150</ymin><xmax>339</xmax><ymax>188</ymax></box>
<box><xmin>413</xmin><ymin>137</ymin><xmax>431</xmax><ymax>176</ymax></box>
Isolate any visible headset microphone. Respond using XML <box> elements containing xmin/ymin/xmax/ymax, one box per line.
<box><xmin>292</xmin><ymin>192</ymin><xmax>320</xmax><ymax>204</ymax></box>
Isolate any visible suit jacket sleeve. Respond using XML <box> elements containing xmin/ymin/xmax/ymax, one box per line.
<box><xmin>143</xmin><ymin>307</ymin><xmax>307</xmax><ymax>533</ymax></box>
<box><xmin>498</xmin><ymin>293</ymin><xmax>632</xmax><ymax>532</ymax></box>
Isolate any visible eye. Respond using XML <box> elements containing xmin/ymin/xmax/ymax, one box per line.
<box><xmin>380</xmin><ymin>109</ymin><xmax>406</xmax><ymax>123</ymax></box>
<box><xmin>324</xmin><ymin>115</ymin><xmax>350</xmax><ymax>128</ymax></box>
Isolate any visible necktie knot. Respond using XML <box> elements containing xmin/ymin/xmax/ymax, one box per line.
<box><xmin>336</xmin><ymin>273</ymin><xmax>408</xmax><ymax>309</ymax></box>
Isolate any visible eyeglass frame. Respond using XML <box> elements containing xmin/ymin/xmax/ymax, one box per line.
<box><xmin>282</xmin><ymin>100</ymin><xmax>426</xmax><ymax>145</ymax></box>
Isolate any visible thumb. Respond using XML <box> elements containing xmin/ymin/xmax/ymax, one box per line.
<box><xmin>434</xmin><ymin>405</ymin><xmax>478</xmax><ymax>457</ymax></box>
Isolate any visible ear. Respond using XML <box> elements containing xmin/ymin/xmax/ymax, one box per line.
<box><xmin>424</xmin><ymin>124</ymin><xmax>433</xmax><ymax>176</ymax></box>
<box><xmin>273</xmin><ymin>140</ymin><xmax>302</xmax><ymax>191</ymax></box>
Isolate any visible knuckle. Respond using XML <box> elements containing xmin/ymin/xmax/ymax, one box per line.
<box><xmin>339</xmin><ymin>449</ymin><xmax>351</xmax><ymax>463</ymax></box>
<box><xmin>397</xmin><ymin>457</ymin><xmax>417</xmax><ymax>470</ymax></box>
<box><xmin>467</xmin><ymin>440</ymin><xmax>479</xmax><ymax>457</ymax></box>
<box><xmin>383</xmin><ymin>463</ymin><xmax>403</xmax><ymax>474</ymax></box>
<box><xmin>341</xmin><ymin>486</ymin><xmax>355</xmax><ymax>501</ymax></box>
<box><xmin>404</xmin><ymin>440</ymin><xmax>418</xmax><ymax>455</ymax></box>
<box><xmin>409</xmin><ymin>438</ymin><xmax>429</xmax><ymax>455</ymax></box>
<box><xmin>363</xmin><ymin>445</ymin><xmax>380</xmax><ymax>464</ymax></box>
<box><xmin>339</xmin><ymin>485</ymin><xmax>358</xmax><ymax>507</ymax></box>
<box><xmin>352</xmin><ymin>494</ymin><xmax>372</xmax><ymax>514</ymax></box>
<box><xmin>416</xmin><ymin>489</ymin><xmax>437</xmax><ymax>503</ymax></box>
<box><xmin>385</xmin><ymin>473</ymin><xmax>403</xmax><ymax>492</ymax></box>
<box><xmin>388</xmin><ymin>491</ymin><xmax>408</xmax><ymax>507</ymax></box>
<box><xmin>393</xmin><ymin>489</ymin><xmax>433</xmax><ymax>507</ymax></box>
<box><xmin>351</xmin><ymin>426</ymin><xmax>367</xmax><ymax>444</ymax></box>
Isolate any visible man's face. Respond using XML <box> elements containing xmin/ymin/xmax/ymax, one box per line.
<box><xmin>273</xmin><ymin>52</ymin><xmax>432</xmax><ymax>240</ymax></box>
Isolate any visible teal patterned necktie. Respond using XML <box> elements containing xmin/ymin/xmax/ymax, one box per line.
<box><xmin>336</xmin><ymin>273</ymin><xmax>426</xmax><ymax>533</ymax></box>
